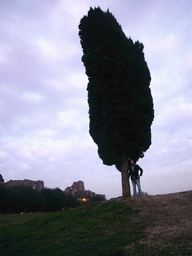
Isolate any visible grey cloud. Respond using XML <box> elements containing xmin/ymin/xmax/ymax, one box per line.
<box><xmin>0</xmin><ymin>0</ymin><xmax>191</xmax><ymax>199</ymax></box>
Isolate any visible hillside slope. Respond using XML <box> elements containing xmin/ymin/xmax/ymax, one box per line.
<box><xmin>119</xmin><ymin>190</ymin><xmax>192</xmax><ymax>255</ymax></box>
<box><xmin>0</xmin><ymin>190</ymin><xmax>191</xmax><ymax>255</ymax></box>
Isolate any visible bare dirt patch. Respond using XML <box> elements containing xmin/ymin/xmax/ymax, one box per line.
<box><xmin>120</xmin><ymin>190</ymin><xmax>192</xmax><ymax>255</ymax></box>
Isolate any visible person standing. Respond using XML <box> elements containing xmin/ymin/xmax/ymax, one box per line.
<box><xmin>129</xmin><ymin>159</ymin><xmax>143</xmax><ymax>197</ymax></box>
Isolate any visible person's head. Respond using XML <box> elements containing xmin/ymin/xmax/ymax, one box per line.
<box><xmin>130</xmin><ymin>159</ymin><xmax>135</xmax><ymax>165</ymax></box>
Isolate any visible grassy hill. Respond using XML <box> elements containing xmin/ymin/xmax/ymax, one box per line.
<box><xmin>0</xmin><ymin>190</ymin><xmax>192</xmax><ymax>256</ymax></box>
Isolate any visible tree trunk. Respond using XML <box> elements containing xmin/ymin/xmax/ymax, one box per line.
<box><xmin>121</xmin><ymin>154</ymin><xmax>131</xmax><ymax>197</ymax></box>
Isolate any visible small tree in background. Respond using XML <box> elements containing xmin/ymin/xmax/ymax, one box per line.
<box><xmin>0</xmin><ymin>174</ymin><xmax>4</xmax><ymax>182</ymax></box>
<box><xmin>79</xmin><ymin>7</ymin><xmax>154</xmax><ymax>197</ymax></box>
<box><xmin>0</xmin><ymin>186</ymin><xmax>80</xmax><ymax>213</ymax></box>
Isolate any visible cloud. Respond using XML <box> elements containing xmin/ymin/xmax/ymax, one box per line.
<box><xmin>0</xmin><ymin>0</ymin><xmax>191</xmax><ymax>199</ymax></box>
<box><xmin>36</xmin><ymin>38</ymin><xmax>58</xmax><ymax>58</ymax></box>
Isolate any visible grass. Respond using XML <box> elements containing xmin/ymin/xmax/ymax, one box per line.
<box><xmin>1</xmin><ymin>197</ymin><xmax>191</xmax><ymax>256</ymax></box>
<box><xmin>0</xmin><ymin>200</ymin><xmax>144</xmax><ymax>256</ymax></box>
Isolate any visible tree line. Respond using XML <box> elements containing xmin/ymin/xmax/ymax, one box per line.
<box><xmin>0</xmin><ymin>184</ymin><xmax>80</xmax><ymax>213</ymax></box>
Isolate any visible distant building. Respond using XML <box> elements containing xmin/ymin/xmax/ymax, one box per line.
<box><xmin>64</xmin><ymin>180</ymin><xmax>106</xmax><ymax>200</ymax></box>
<box><xmin>3</xmin><ymin>179</ymin><xmax>44</xmax><ymax>191</ymax></box>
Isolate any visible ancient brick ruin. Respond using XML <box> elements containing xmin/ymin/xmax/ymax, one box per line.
<box><xmin>1</xmin><ymin>179</ymin><xmax>105</xmax><ymax>200</ymax></box>
<box><xmin>4</xmin><ymin>179</ymin><xmax>44</xmax><ymax>191</ymax></box>
<box><xmin>64</xmin><ymin>180</ymin><xmax>106</xmax><ymax>200</ymax></box>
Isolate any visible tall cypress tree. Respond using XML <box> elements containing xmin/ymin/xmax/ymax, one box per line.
<box><xmin>79</xmin><ymin>7</ymin><xmax>154</xmax><ymax>197</ymax></box>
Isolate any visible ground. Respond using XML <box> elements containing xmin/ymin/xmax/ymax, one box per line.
<box><xmin>119</xmin><ymin>190</ymin><xmax>192</xmax><ymax>255</ymax></box>
<box><xmin>0</xmin><ymin>190</ymin><xmax>191</xmax><ymax>255</ymax></box>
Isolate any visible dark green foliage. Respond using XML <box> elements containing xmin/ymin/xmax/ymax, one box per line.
<box><xmin>79</xmin><ymin>7</ymin><xmax>154</xmax><ymax>167</ymax></box>
<box><xmin>41</xmin><ymin>188</ymin><xmax>80</xmax><ymax>212</ymax></box>
<box><xmin>90</xmin><ymin>195</ymin><xmax>105</xmax><ymax>202</ymax></box>
<box><xmin>0</xmin><ymin>185</ymin><xmax>46</xmax><ymax>213</ymax></box>
<box><xmin>0</xmin><ymin>184</ymin><xmax>7</xmax><ymax>211</ymax></box>
<box><xmin>0</xmin><ymin>174</ymin><xmax>4</xmax><ymax>182</ymax></box>
<box><xmin>0</xmin><ymin>185</ymin><xmax>79</xmax><ymax>213</ymax></box>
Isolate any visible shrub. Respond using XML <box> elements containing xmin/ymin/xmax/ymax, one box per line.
<box><xmin>0</xmin><ymin>185</ymin><xmax>79</xmax><ymax>213</ymax></box>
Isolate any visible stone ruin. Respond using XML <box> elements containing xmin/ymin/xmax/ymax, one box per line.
<box><xmin>64</xmin><ymin>180</ymin><xmax>106</xmax><ymax>200</ymax></box>
<box><xmin>3</xmin><ymin>179</ymin><xmax>44</xmax><ymax>191</ymax></box>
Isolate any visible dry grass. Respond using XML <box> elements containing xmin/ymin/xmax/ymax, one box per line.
<box><xmin>119</xmin><ymin>190</ymin><xmax>192</xmax><ymax>255</ymax></box>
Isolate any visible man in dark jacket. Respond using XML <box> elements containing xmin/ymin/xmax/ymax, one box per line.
<box><xmin>129</xmin><ymin>159</ymin><xmax>143</xmax><ymax>197</ymax></box>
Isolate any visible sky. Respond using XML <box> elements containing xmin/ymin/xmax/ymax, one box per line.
<box><xmin>0</xmin><ymin>0</ymin><xmax>191</xmax><ymax>199</ymax></box>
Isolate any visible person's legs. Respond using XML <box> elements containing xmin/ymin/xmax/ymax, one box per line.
<box><xmin>131</xmin><ymin>180</ymin><xmax>137</xmax><ymax>197</ymax></box>
<box><xmin>136</xmin><ymin>179</ymin><xmax>142</xmax><ymax>196</ymax></box>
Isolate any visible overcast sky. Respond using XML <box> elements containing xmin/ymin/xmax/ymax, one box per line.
<box><xmin>0</xmin><ymin>0</ymin><xmax>191</xmax><ymax>199</ymax></box>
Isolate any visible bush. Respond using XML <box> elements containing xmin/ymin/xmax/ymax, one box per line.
<box><xmin>0</xmin><ymin>184</ymin><xmax>8</xmax><ymax>213</ymax></box>
<box><xmin>41</xmin><ymin>188</ymin><xmax>80</xmax><ymax>211</ymax></box>
<box><xmin>90</xmin><ymin>195</ymin><xmax>105</xmax><ymax>202</ymax></box>
<box><xmin>0</xmin><ymin>185</ymin><xmax>79</xmax><ymax>213</ymax></box>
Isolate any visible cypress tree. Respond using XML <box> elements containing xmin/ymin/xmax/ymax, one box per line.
<box><xmin>79</xmin><ymin>7</ymin><xmax>154</xmax><ymax>197</ymax></box>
